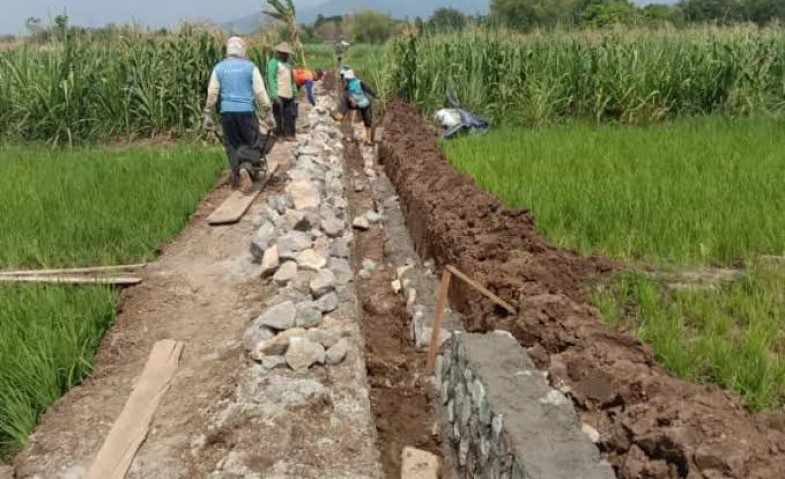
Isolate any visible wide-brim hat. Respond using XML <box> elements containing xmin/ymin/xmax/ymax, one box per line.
<box><xmin>274</xmin><ymin>42</ymin><xmax>294</xmax><ymax>54</ymax></box>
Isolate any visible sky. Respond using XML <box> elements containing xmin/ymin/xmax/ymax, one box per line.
<box><xmin>0</xmin><ymin>0</ymin><xmax>326</xmax><ymax>34</ymax></box>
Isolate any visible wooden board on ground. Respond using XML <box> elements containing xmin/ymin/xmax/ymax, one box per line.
<box><xmin>0</xmin><ymin>275</ymin><xmax>143</xmax><ymax>286</ymax></box>
<box><xmin>207</xmin><ymin>161</ymin><xmax>279</xmax><ymax>226</ymax></box>
<box><xmin>0</xmin><ymin>263</ymin><xmax>146</xmax><ymax>277</ymax></box>
<box><xmin>86</xmin><ymin>339</ymin><xmax>183</xmax><ymax>479</ymax></box>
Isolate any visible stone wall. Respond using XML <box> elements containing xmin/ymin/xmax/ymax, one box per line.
<box><xmin>437</xmin><ymin>332</ymin><xmax>615</xmax><ymax>479</ymax></box>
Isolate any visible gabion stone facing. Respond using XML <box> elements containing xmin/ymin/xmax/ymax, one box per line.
<box><xmin>438</xmin><ymin>332</ymin><xmax>615</xmax><ymax>479</ymax></box>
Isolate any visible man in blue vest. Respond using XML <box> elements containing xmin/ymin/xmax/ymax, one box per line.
<box><xmin>203</xmin><ymin>37</ymin><xmax>273</xmax><ymax>192</ymax></box>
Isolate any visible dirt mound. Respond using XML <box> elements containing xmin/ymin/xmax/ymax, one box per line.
<box><xmin>380</xmin><ymin>99</ymin><xmax>785</xmax><ymax>479</ymax></box>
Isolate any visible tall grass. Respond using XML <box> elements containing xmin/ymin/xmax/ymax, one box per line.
<box><xmin>389</xmin><ymin>26</ymin><xmax>785</xmax><ymax>125</ymax></box>
<box><xmin>0</xmin><ymin>30</ymin><xmax>333</xmax><ymax>144</ymax></box>
<box><xmin>445</xmin><ymin>116</ymin><xmax>785</xmax><ymax>266</ymax></box>
<box><xmin>0</xmin><ymin>285</ymin><xmax>116</xmax><ymax>454</ymax></box>
<box><xmin>0</xmin><ymin>146</ymin><xmax>223</xmax><ymax>455</ymax></box>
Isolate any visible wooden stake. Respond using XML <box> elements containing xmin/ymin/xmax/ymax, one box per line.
<box><xmin>445</xmin><ymin>265</ymin><xmax>516</xmax><ymax>315</ymax></box>
<box><xmin>425</xmin><ymin>268</ymin><xmax>452</xmax><ymax>376</ymax></box>
<box><xmin>0</xmin><ymin>263</ymin><xmax>146</xmax><ymax>277</ymax></box>
<box><xmin>0</xmin><ymin>276</ymin><xmax>143</xmax><ymax>286</ymax></box>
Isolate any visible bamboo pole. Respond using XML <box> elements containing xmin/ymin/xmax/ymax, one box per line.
<box><xmin>0</xmin><ymin>263</ymin><xmax>147</xmax><ymax>277</ymax></box>
<box><xmin>445</xmin><ymin>265</ymin><xmax>516</xmax><ymax>315</ymax></box>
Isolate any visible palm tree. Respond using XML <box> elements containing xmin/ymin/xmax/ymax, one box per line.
<box><xmin>264</xmin><ymin>0</ymin><xmax>306</xmax><ymax>66</ymax></box>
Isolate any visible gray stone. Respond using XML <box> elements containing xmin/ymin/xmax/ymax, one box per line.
<box><xmin>310</xmin><ymin>269</ymin><xmax>336</xmax><ymax>298</ymax></box>
<box><xmin>295</xmin><ymin>212</ymin><xmax>320</xmax><ymax>232</ymax></box>
<box><xmin>322</xmin><ymin>217</ymin><xmax>344</xmax><ymax>238</ymax></box>
<box><xmin>297</xmin><ymin>249</ymin><xmax>328</xmax><ymax>271</ymax></box>
<box><xmin>313</xmin><ymin>236</ymin><xmax>332</xmax><ymax>257</ymax></box>
<box><xmin>260</xmin><ymin>245</ymin><xmax>280</xmax><ymax>277</ymax></box>
<box><xmin>273</xmin><ymin>261</ymin><xmax>298</xmax><ymax>285</ymax></box>
<box><xmin>354</xmin><ymin>181</ymin><xmax>365</xmax><ymax>192</ymax></box>
<box><xmin>358</xmin><ymin>270</ymin><xmax>371</xmax><ymax>280</ymax></box>
<box><xmin>297</xmin><ymin>145</ymin><xmax>321</xmax><ymax>157</ymax></box>
<box><xmin>315</xmin><ymin>292</ymin><xmax>339</xmax><ymax>313</ymax></box>
<box><xmin>243</xmin><ymin>325</ymin><xmax>275</xmax><ymax>353</ymax></box>
<box><xmin>366</xmin><ymin>211</ymin><xmax>382</xmax><ymax>224</ymax></box>
<box><xmin>352</xmin><ymin>216</ymin><xmax>370</xmax><ymax>231</ymax></box>
<box><xmin>287</xmin><ymin>180</ymin><xmax>321</xmax><ymax>211</ymax></box>
<box><xmin>326</xmin><ymin>338</ymin><xmax>350</xmax><ymax>365</ymax></box>
<box><xmin>256</xmin><ymin>301</ymin><xmax>296</xmax><ymax>331</ymax></box>
<box><xmin>260</xmin><ymin>355</ymin><xmax>288</xmax><ymax>371</ymax></box>
<box><xmin>284</xmin><ymin>209</ymin><xmax>306</xmax><ymax>230</ymax></box>
<box><xmin>268</xmin><ymin>194</ymin><xmax>289</xmax><ymax>214</ymax></box>
<box><xmin>447</xmin><ymin>399</ymin><xmax>455</xmax><ymax>423</ymax></box>
<box><xmin>329</xmin><ymin>196</ymin><xmax>348</xmax><ymax>211</ymax></box>
<box><xmin>250</xmin><ymin>221</ymin><xmax>276</xmax><ymax>263</ymax></box>
<box><xmin>326</xmin><ymin>179</ymin><xmax>344</xmax><ymax>196</ymax></box>
<box><xmin>277</xmin><ymin>231</ymin><xmax>312</xmax><ymax>259</ymax></box>
<box><xmin>285</xmin><ymin>337</ymin><xmax>326</xmax><ymax>371</ymax></box>
<box><xmin>362</xmin><ymin>259</ymin><xmax>377</xmax><ymax>272</ymax></box>
<box><xmin>329</xmin><ymin>257</ymin><xmax>353</xmax><ymax>285</ymax></box>
<box><xmin>265</xmin><ymin>207</ymin><xmax>283</xmax><ymax>228</ymax></box>
<box><xmin>307</xmin><ymin>329</ymin><xmax>341</xmax><ymax>349</ymax></box>
<box><xmin>330</xmin><ymin>237</ymin><xmax>351</xmax><ymax>258</ymax></box>
<box><xmin>295</xmin><ymin>305</ymin><xmax>323</xmax><ymax>329</ymax></box>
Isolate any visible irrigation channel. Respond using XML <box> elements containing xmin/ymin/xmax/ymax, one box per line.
<box><xmin>4</xmin><ymin>84</ymin><xmax>785</xmax><ymax>479</ymax></box>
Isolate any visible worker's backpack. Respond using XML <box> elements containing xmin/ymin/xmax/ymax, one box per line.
<box><xmin>347</xmin><ymin>79</ymin><xmax>370</xmax><ymax>109</ymax></box>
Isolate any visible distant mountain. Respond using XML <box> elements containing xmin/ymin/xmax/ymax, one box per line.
<box><xmin>220</xmin><ymin>0</ymin><xmax>491</xmax><ymax>34</ymax></box>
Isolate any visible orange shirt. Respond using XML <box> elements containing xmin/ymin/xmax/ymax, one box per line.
<box><xmin>294</xmin><ymin>69</ymin><xmax>314</xmax><ymax>87</ymax></box>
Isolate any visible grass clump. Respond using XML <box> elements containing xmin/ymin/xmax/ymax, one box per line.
<box><xmin>0</xmin><ymin>145</ymin><xmax>223</xmax><ymax>456</ymax></box>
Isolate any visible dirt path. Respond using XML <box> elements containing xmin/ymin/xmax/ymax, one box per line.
<box><xmin>11</xmin><ymin>129</ymin><xmax>381</xmax><ymax>478</ymax></box>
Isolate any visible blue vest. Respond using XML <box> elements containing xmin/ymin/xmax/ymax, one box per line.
<box><xmin>215</xmin><ymin>58</ymin><xmax>256</xmax><ymax>113</ymax></box>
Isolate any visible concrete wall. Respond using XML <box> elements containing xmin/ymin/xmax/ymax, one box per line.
<box><xmin>437</xmin><ymin>332</ymin><xmax>615</xmax><ymax>479</ymax></box>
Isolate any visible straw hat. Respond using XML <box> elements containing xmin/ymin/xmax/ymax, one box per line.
<box><xmin>274</xmin><ymin>42</ymin><xmax>293</xmax><ymax>54</ymax></box>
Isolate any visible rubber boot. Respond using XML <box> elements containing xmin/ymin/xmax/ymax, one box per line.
<box><xmin>363</xmin><ymin>126</ymin><xmax>374</xmax><ymax>145</ymax></box>
<box><xmin>238</xmin><ymin>168</ymin><xmax>254</xmax><ymax>195</ymax></box>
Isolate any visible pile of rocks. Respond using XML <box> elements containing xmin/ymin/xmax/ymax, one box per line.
<box><xmin>244</xmin><ymin>104</ymin><xmax>355</xmax><ymax>371</ymax></box>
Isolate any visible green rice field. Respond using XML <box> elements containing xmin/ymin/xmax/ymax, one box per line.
<box><xmin>0</xmin><ymin>146</ymin><xmax>223</xmax><ymax>456</ymax></box>
<box><xmin>445</xmin><ymin>117</ymin><xmax>785</xmax><ymax>410</ymax></box>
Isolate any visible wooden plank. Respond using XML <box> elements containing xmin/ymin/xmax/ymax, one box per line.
<box><xmin>426</xmin><ymin>269</ymin><xmax>452</xmax><ymax>376</ymax></box>
<box><xmin>0</xmin><ymin>263</ymin><xmax>146</xmax><ymax>277</ymax></box>
<box><xmin>0</xmin><ymin>276</ymin><xmax>143</xmax><ymax>286</ymax></box>
<box><xmin>86</xmin><ymin>339</ymin><xmax>184</xmax><ymax>479</ymax></box>
<box><xmin>445</xmin><ymin>265</ymin><xmax>516</xmax><ymax>315</ymax></box>
<box><xmin>207</xmin><ymin>162</ymin><xmax>279</xmax><ymax>226</ymax></box>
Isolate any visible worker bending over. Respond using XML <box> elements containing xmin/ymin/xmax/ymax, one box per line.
<box><xmin>294</xmin><ymin>68</ymin><xmax>324</xmax><ymax>106</ymax></box>
<box><xmin>203</xmin><ymin>36</ymin><xmax>272</xmax><ymax>191</ymax></box>
<box><xmin>337</xmin><ymin>69</ymin><xmax>377</xmax><ymax>145</ymax></box>
<box><xmin>267</xmin><ymin>43</ymin><xmax>298</xmax><ymax>142</ymax></box>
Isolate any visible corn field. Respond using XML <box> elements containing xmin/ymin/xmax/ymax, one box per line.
<box><xmin>389</xmin><ymin>26</ymin><xmax>785</xmax><ymax>125</ymax></box>
<box><xmin>0</xmin><ymin>29</ymin><xmax>279</xmax><ymax>145</ymax></box>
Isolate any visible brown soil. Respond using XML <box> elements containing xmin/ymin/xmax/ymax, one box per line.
<box><xmin>380</xmin><ymin>98</ymin><xmax>785</xmax><ymax>479</ymax></box>
<box><xmin>342</xmin><ymin>123</ymin><xmax>441</xmax><ymax>478</ymax></box>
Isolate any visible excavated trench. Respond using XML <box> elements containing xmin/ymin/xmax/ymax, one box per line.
<box><xmin>340</xmin><ymin>123</ymin><xmax>442</xmax><ymax>478</ymax></box>
<box><xmin>379</xmin><ymin>99</ymin><xmax>785</xmax><ymax>479</ymax></box>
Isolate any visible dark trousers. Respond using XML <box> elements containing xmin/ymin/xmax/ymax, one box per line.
<box><xmin>273</xmin><ymin>98</ymin><xmax>296</xmax><ymax>138</ymax></box>
<box><xmin>339</xmin><ymin>96</ymin><xmax>372</xmax><ymax>127</ymax></box>
<box><xmin>221</xmin><ymin>112</ymin><xmax>262</xmax><ymax>186</ymax></box>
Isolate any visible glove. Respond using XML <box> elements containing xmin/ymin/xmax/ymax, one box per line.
<box><xmin>203</xmin><ymin>115</ymin><xmax>215</xmax><ymax>131</ymax></box>
<box><xmin>264</xmin><ymin>108</ymin><xmax>275</xmax><ymax>128</ymax></box>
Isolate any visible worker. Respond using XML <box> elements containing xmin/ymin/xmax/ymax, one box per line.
<box><xmin>203</xmin><ymin>36</ymin><xmax>272</xmax><ymax>192</ymax></box>
<box><xmin>336</xmin><ymin>69</ymin><xmax>376</xmax><ymax>145</ymax></box>
<box><xmin>293</xmin><ymin>68</ymin><xmax>324</xmax><ymax>106</ymax></box>
<box><xmin>266</xmin><ymin>43</ymin><xmax>298</xmax><ymax>142</ymax></box>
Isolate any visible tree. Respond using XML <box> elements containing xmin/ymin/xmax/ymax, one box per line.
<box><xmin>350</xmin><ymin>10</ymin><xmax>395</xmax><ymax>44</ymax></box>
<box><xmin>490</xmin><ymin>0</ymin><xmax>580</xmax><ymax>30</ymax></box>
<box><xmin>264</xmin><ymin>0</ymin><xmax>306</xmax><ymax>65</ymax></box>
<box><xmin>677</xmin><ymin>0</ymin><xmax>745</xmax><ymax>24</ymax></box>
<box><xmin>428</xmin><ymin>8</ymin><xmax>467</xmax><ymax>32</ymax></box>
<box><xmin>579</xmin><ymin>0</ymin><xmax>638</xmax><ymax>27</ymax></box>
